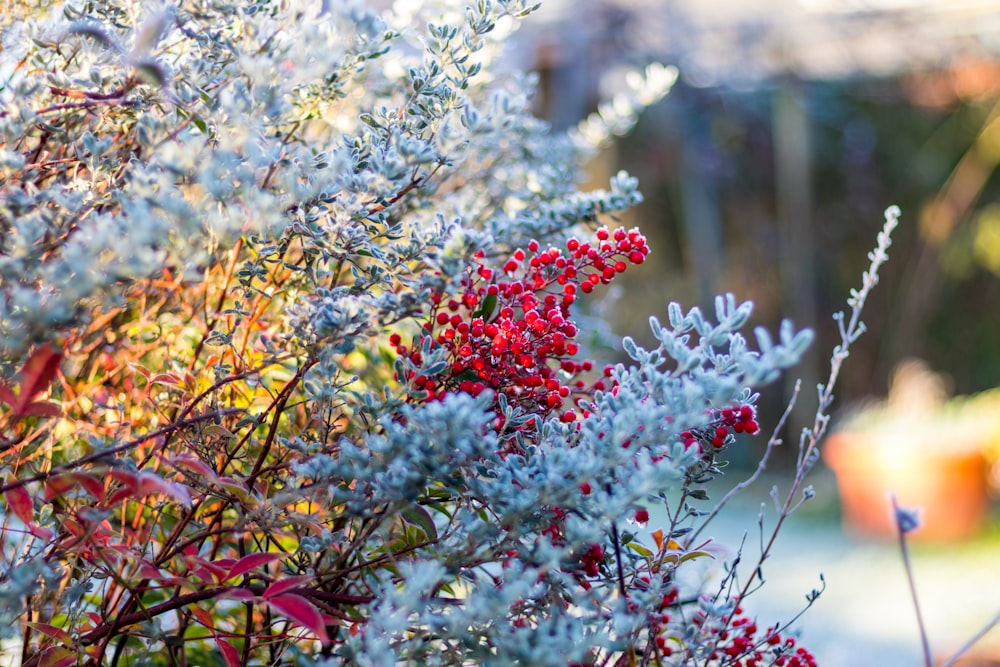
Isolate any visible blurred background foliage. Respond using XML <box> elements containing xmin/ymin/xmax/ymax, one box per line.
<box><xmin>514</xmin><ymin>0</ymin><xmax>1000</xmax><ymax>456</ymax></box>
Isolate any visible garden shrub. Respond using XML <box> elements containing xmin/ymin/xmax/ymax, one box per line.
<box><xmin>0</xmin><ymin>1</ymin><xmax>895</xmax><ymax>665</ymax></box>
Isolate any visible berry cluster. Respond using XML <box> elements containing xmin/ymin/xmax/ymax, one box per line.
<box><xmin>679</xmin><ymin>403</ymin><xmax>761</xmax><ymax>453</ymax></box>
<box><xmin>704</xmin><ymin>608</ymin><xmax>817</xmax><ymax>667</ymax></box>
<box><xmin>648</xmin><ymin>602</ymin><xmax>816</xmax><ymax>666</ymax></box>
<box><xmin>390</xmin><ymin>227</ymin><xmax>649</xmax><ymax>422</ymax></box>
<box><xmin>577</xmin><ymin>542</ymin><xmax>605</xmax><ymax>578</ymax></box>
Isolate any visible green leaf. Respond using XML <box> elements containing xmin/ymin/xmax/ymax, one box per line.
<box><xmin>624</xmin><ymin>541</ymin><xmax>653</xmax><ymax>558</ymax></box>
<box><xmin>474</xmin><ymin>292</ymin><xmax>497</xmax><ymax>321</ymax></box>
<box><xmin>401</xmin><ymin>505</ymin><xmax>438</xmax><ymax>541</ymax></box>
<box><xmin>133</xmin><ymin>59</ymin><xmax>166</xmax><ymax>87</ymax></box>
<box><xmin>678</xmin><ymin>550</ymin><xmax>714</xmax><ymax>564</ymax></box>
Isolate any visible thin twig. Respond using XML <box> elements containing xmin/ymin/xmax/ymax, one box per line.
<box><xmin>605</xmin><ymin>483</ymin><xmax>629</xmax><ymax>599</ymax></box>
<box><xmin>939</xmin><ymin>609</ymin><xmax>1000</xmax><ymax>667</ymax></box>
<box><xmin>688</xmin><ymin>380</ymin><xmax>800</xmax><ymax>544</ymax></box>
<box><xmin>892</xmin><ymin>495</ymin><xmax>934</xmax><ymax>667</ymax></box>
<box><xmin>710</xmin><ymin>206</ymin><xmax>901</xmax><ymax>657</ymax></box>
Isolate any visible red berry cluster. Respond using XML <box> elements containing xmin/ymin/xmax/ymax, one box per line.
<box><xmin>651</xmin><ymin>604</ymin><xmax>816</xmax><ymax>666</ymax></box>
<box><xmin>390</xmin><ymin>227</ymin><xmax>649</xmax><ymax>423</ymax></box>
<box><xmin>645</xmin><ymin>587</ymin><xmax>679</xmax><ymax>656</ymax></box>
<box><xmin>679</xmin><ymin>403</ymin><xmax>760</xmax><ymax>453</ymax></box>
<box><xmin>578</xmin><ymin>543</ymin><xmax>605</xmax><ymax>578</ymax></box>
<box><xmin>536</xmin><ymin>506</ymin><xmax>607</xmax><ymax>582</ymax></box>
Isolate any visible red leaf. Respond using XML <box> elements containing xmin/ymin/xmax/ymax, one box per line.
<box><xmin>128</xmin><ymin>363</ymin><xmax>151</xmax><ymax>380</ymax></box>
<box><xmin>226</xmin><ymin>552</ymin><xmax>284</xmax><ymax>581</ymax></box>
<box><xmin>107</xmin><ymin>469</ymin><xmax>140</xmax><ymax>493</ymax></box>
<box><xmin>106</xmin><ymin>488</ymin><xmax>132</xmax><ymax>506</ymax></box>
<box><xmin>216</xmin><ymin>638</ymin><xmax>240</xmax><ymax>667</ymax></box>
<box><xmin>190</xmin><ymin>605</ymin><xmax>216</xmax><ymax>629</ymax></box>
<box><xmin>266</xmin><ymin>594</ymin><xmax>329</xmax><ymax>641</ymax></box>
<box><xmin>20</xmin><ymin>400</ymin><xmax>61</xmax><ymax>418</ymax></box>
<box><xmin>193</xmin><ymin>556</ymin><xmax>229</xmax><ymax>583</ymax></box>
<box><xmin>218</xmin><ymin>588</ymin><xmax>255</xmax><ymax>602</ymax></box>
<box><xmin>44</xmin><ymin>472</ymin><xmax>105</xmax><ymax>503</ymax></box>
<box><xmin>73</xmin><ymin>473</ymin><xmax>106</xmax><ymax>502</ymax></box>
<box><xmin>150</xmin><ymin>373</ymin><xmax>181</xmax><ymax>386</ymax></box>
<box><xmin>167</xmin><ymin>455</ymin><xmax>219</xmax><ymax>482</ymax></box>
<box><xmin>4</xmin><ymin>482</ymin><xmax>33</xmax><ymax>525</ymax></box>
<box><xmin>0</xmin><ymin>385</ymin><xmax>16</xmax><ymax>408</ymax></box>
<box><xmin>263</xmin><ymin>575</ymin><xmax>310</xmax><ymax>599</ymax></box>
<box><xmin>138</xmin><ymin>473</ymin><xmax>192</xmax><ymax>507</ymax></box>
<box><xmin>44</xmin><ymin>476</ymin><xmax>75</xmax><ymax>501</ymax></box>
<box><xmin>137</xmin><ymin>563</ymin><xmax>165</xmax><ymax>580</ymax></box>
<box><xmin>26</xmin><ymin>622</ymin><xmax>72</xmax><ymax>647</ymax></box>
<box><xmin>27</xmin><ymin>523</ymin><xmax>54</xmax><ymax>540</ymax></box>
<box><xmin>13</xmin><ymin>344</ymin><xmax>62</xmax><ymax>416</ymax></box>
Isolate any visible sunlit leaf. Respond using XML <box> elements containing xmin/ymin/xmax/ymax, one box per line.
<box><xmin>26</xmin><ymin>622</ymin><xmax>72</xmax><ymax>647</ymax></box>
<box><xmin>651</xmin><ymin>529</ymin><xmax>664</xmax><ymax>551</ymax></box>
<box><xmin>190</xmin><ymin>605</ymin><xmax>215</xmax><ymax>629</ymax></box>
<box><xmin>150</xmin><ymin>373</ymin><xmax>182</xmax><ymax>386</ymax></box>
<box><xmin>168</xmin><ymin>455</ymin><xmax>219</xmax><ymax>481</ymax></box>
<box><xmin>138</xmin><ymin>473</ymin><xmax>193</xmax><ymax>507</ymax></box>
<box><xmin>10</xmin><ymin>344</ymin><xmax>62</xmax><ymax>416</ymax></box>
<box><xmin>36</xmin><ymin>646</ymin><xmax>77</xmax><ymax>667</ymax></box>
<box><xmin>4</xmin><ymin>481</ymin><xmax>33</xmax><ymax>525</ymax></box>
<box><xmin>625</xmin><ymin>541</ymin><xmax>653</xmax><ymax>558</ymax></box>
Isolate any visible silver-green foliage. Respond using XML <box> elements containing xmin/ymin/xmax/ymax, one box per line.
<box><xmin>0</xmin><ymin>1</ymin><xmax>827</xmax><ymax>665</ymax></box>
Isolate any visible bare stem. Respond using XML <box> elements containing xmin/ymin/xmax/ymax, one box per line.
<box><xmin>892</xmin><ymin>495</ymin><xmax>934</xmax><ymax>667</ymax></box>
<box><xmin>939</xmin><ymin>609</ymin><xmax>1000</xmax><ymax>667</ymax></box>
<box><xmin>688</xmin><ymin>380</ymin><xmax>800</xmax><ymax>544</ymax></box>
<box><xmin>715</xmin><ymin>206</ymin><xmax>901</xmax><ymax>646</ymax></box>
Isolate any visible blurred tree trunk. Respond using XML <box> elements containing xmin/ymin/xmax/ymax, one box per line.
<box><xmin>773</xmin><ymin>84</ymin><xmax>820</xmax><ymax>433</ymax></box>
<box><xmin>678</xmin><ymin>95</ymin><xmax>724</xmax><ymax>311</ymax></box>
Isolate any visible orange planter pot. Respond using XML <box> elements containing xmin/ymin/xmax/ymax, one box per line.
<box><xmin>824</xmin><ymin>432</ymin><xmax>993</xmax><ymax>541</ymax></box>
